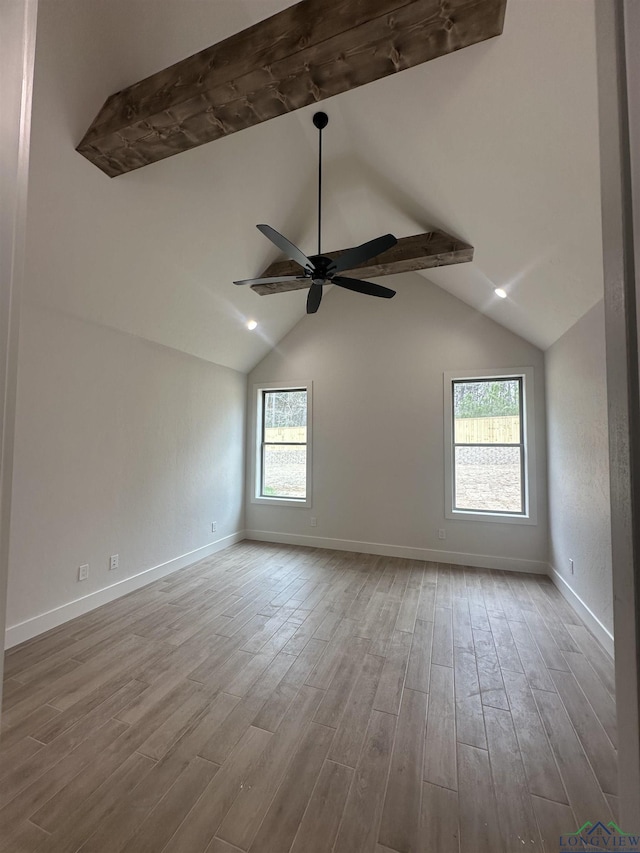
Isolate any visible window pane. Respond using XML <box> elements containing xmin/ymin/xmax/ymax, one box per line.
<box><xmin>454</xmin><ymin>446</ymin><xmax>522</xmax><ymax>513</ymax></box>
<box><xmin>264</xmin><ymin>390</ymin><xmax>307</xmax><ymax>443</ymax></box>
<box><xmin>453</xmin><ymin>380</ymin><xmax>520</xmax><ymax>444</ymax></box>
<box><xmin>263</xmin><ymin>445</ymin><xmax>307</xmax><ymax>499</ymax></box>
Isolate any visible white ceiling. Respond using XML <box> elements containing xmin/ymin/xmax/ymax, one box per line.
<box><xmin>25</xmin><ymin>0</ymin><xmax>604</xmax><ymax>373</ymax></box>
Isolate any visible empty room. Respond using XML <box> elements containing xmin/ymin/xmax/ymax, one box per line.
<box><xmin>2</xmin><ymin>0</ymin><xmax>639</xmax><ymax>851</ymax></box>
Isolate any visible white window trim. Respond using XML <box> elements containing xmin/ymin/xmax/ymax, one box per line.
<box><xmin>250</xmin><ymin>381</ymin><xmax>313</xmax><ymax>508</ymax></box>
<box><xmin>443</xmin><ymin>367</ymin><xmax>537</xmax><ymax>525</ymax></box>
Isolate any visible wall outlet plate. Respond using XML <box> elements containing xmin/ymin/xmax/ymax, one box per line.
<box><xmin>310</xmin><ymin>517</ymin><xmax>317</xmax><ymax>527</ymax></box>
<box><xmin>438</xmin><ymin>528</ymin><xmax>446</xmax><ymax>540</ymax></box>
<box><xmin>110</xmin><ymin>554</ymin><xmax>119</xmax><ymax>571</ymax></box>
<box><xmin>78</xmin><ymin>564</ymin><xmax>89</xmax><ymax>581</ymax></box>
<box><xmin>211</xmin><ymin>521</ymin><xmax>217</xmax><ymax>534</ymax></box>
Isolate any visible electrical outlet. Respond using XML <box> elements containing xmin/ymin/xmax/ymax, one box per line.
<box><xmin>438</xmin><ymin>529</ymin><xmax>446</xmax><ymax>540</ymax></box>
<box><xmin>78</xmin><ymin>564</ymin><xmax>89</xmax><ymax>582</ymax></box>
<box><xmin>569</xmin><ymin>558</ymin><xmax>574</xmax><ymax>575</ymax></box>
<box><xmin>211</xmin><ymin>521</ymin><xmax>217</xmax><ymax>534</ymax></box>
<box><xmin>310</xmin><ymin>517</ymin><xmax>317</xmax><ymax>527</ymax></box>
<box><xmin>109</xmin><ymin>554</ymin><xmax>119</xmax><ymax>571</ymax></box>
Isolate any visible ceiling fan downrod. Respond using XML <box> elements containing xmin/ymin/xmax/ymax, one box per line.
<box><xmin>313</xmin><ymin>111</ymin><xmax>329</xmax><ymax>257</ymax></box>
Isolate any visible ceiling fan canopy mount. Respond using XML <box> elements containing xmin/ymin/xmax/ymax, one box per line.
<box><xmin>234</xmin><ymin>111</ymin><xmax>398</xmax><ymax>314</ymax></box>
<box><xmin>312</xmin><ymin>111</ymin><xmax>329</xmax><ymax>130</ymax></box>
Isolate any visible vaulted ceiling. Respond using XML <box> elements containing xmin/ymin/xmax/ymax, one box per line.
<box><xmin>25</xmin><ymin>0</ymin><xmax>603</xmax><ymax>373</ymax></box>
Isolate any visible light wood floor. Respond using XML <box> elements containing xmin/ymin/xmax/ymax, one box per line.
<box><xmin>1</xmin><ymin>543</ymin><xmax>618</xmax><ymax>853</ymax></box>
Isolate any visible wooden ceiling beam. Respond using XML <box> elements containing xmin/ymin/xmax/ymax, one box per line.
<box><xmin>77</xmin><ymin>0</ymin><xmax>506</xmax><ymax>177</ymax></box>
<box><xmin>250</xmin><ymin>229</ymin><xmax>473</xmax><ymax>295</ymax></box>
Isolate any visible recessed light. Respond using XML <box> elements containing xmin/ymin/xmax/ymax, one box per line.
<box><xmin>246</xmin><ymin>320</ymin><xmax>258</xmax><ymax>330</ymax></box>
<box><xmin>494</xmin><ymin>288</ymin><xmax>507</xmax><ymax>299</ymax></box>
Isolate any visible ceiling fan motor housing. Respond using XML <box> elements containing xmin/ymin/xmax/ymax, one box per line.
<box><xmin>309</xmin><ymin>255</ymin><xmax>335</xmax><ymax>281</ymax></box>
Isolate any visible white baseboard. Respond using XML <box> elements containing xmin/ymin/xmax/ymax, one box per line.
<box><xmin>244</xmin><ymin>530</ymin><xmax>548</xmax><ymax>574</ymax></box>
<box><xmin>5</xmin><ymin>532</ymin><xmax>244</xmax><ymax>649</ymax></box>
<box><xmin>549</xmin><ymin>565</ymin><xmax>614</xmax><ymax>658</ymax></box>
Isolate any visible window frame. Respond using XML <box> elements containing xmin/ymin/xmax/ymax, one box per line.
<box><xmin>250</xmin><ymin>381</ymin><xmax>313</xmax><ymax>508</ymax></box>
<box><xmin>443</xmin><ymin>367</ymin><xmax>537</xmax><ymax>525</ymax></box>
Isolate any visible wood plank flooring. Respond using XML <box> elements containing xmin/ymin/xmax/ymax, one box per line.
<box><xmin>1</xmin><ymin>542</ymin><xmax>618</xmax><ymax>853</ymax></box>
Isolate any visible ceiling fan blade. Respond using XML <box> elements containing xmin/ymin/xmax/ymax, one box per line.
<box><xmin>306</xmin><ymin>282</ymin><xmax>323</xmax><ymax>314</ymax></box>
<box><xmin>234</xmin><ymin>275</ymin><xmax>307</xmax><ymax>286</ymax></box>
<box><xmin>329</xmin><ymin>233</ymin><xmax>397</xmax><ymax>274</ymax></box>
<box><xmin>332</xmin><ymin>276</ymin><xmax>396</xmax><ymax>299</ymax></box>
<box><xmin>257</xmin><ymin>224</ymin><xmax>313</xmax><ymax>272</ymax></box>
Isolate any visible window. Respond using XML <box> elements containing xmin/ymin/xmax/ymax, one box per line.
<box><xmin>252</xmin><ymin>383</ymin><xmax>312</xmax><ymax>506</ymax></box>
<box><xmin>443</xmin><ymin>368</ymin><xmax>536</xmax><ymax>524</ymax></box>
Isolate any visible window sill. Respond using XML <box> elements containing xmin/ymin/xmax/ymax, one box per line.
<box><xmin>251</xmin><ymin>495</ymin><xmax>311</xmax><ymax>509</ymax></box>
<box><xmin>446</xmin><ymin>508</ymin><xmax>537</xmax><ymax>525</ymax></box>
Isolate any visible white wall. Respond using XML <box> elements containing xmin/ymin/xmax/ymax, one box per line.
<box><xmin>6</xmin><ymin>301</ymin><xmax>246</xmax><ymax>645</ymax></box>
<box><xmin>546</xmin><ymin>300</ymin><xmax>613</xmax><ymax>645</ymax></box>
<box><xmin>3</xmin><ymin>0</ymin><xmax>257</xmax><ymax>649</ymax></box>
<box><xmin>246</xmin><ymin>274</ymin><xmax>548</xmax><ymax>572</ymax></box>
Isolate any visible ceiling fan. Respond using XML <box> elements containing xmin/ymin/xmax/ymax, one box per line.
<box><xmin>234</xmin><ymin>112</ymin><xmax>398</xmax><ymax>314</ymax></box>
